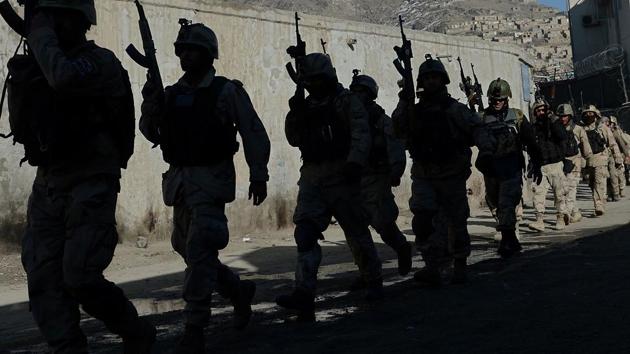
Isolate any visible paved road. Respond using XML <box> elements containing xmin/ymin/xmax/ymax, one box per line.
<box><xmin>1</xmin><ymin>183</ymin><xmax>629</xmax><ymax>353</ymax></box>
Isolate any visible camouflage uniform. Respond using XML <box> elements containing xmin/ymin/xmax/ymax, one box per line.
<box><xmin>350</xmin><ymin>75</ymin><xmax>411</xmax><ymax>277</ymax></box>
<box><xmin>610</xmin><ymin>117</ymin><xmax>629</xmax><ymax>198</ymax></box>
<box><xmin>20</xmin><ymin>6</ymin><xmax>151</xmax><ymax>353</ymax></box>
<box><xmin>581</xmin><ymin>107</ymin><xmax>622</xmax><ymax>215</ymax></box>
<box><xmin>558</xmin><ymin>104</ymin><xmax>592</xmax><ymax>222</ymax></box>
<box><xmin>392</xmin><ymin>56</ymin><xmax>491</xmax><ymax>279</ymax></box>
<box><xmin>530</xmin><ymin>102</ymin><xmax>569</xmax><ymax>230</ymax></box>
<box><xmin>282</xmin><ymin>54</ymin><xmax>382</xmax><ymax>305</ymax></box>
<box><xmin>475</xmin><ymin>79</ymin><xmax>536</xmax><ymax>256</ymax></box>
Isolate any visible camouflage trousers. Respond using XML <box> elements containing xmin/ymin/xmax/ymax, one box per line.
<box><xmin>22</xmin><ymin>176</ymin><xmax>143</xmax><ymax>353</ymax></box>
<box><xmin>360</xmin><ymin>173</ymin><xmax>408</xmax><ymax>252</ymax></box>
<box><xmin>587</xmin><ymin>165</ymin><xmax>610</xmax><ymax>212</ymax></box>
<box><xmin>608</xmin><ymin>159</ymin><xmax>626</xmax><ymax>197</ymax></box>
<box><xmin>532</xmin><ymin>162</ymin><xmax>568</xmax><ymax>216</ymax></box>
<box><xmin>564</xmin><ymin>169</ymin><xmax>582</xmax><ymax>215</ymax></box>
<box><xmin>409</xmin><ymin>171</ymin><xmax>471</xmax><ymax>268</ymax></box>
<box><xmin>292</xmin><ymin>178</ymin><xmax>382</xmax><ymax>294</ymax></box>
<box><xmin>483</xmin><ymin>175</ymin><xmax>523</xmax><ymax>232</ymax></box>
<box><xmin>165</xmin><ymin>169</ymin><xmax>241</xmax><ymax>328</ymax></box>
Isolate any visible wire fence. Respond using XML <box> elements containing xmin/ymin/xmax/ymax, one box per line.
<box><xmin>574</xmin><ymin>45</ymin><xmax>626</xmax><ymax>78</ymax></box>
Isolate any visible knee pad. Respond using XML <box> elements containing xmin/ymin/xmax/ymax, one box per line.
<box><xmin>190</xmin><ymin>213</ymin><xmax>230</xmax><ymax>251</ymax></box>
<box><xmin>294</xmin><ymin>222</ymin><xmax>323</xmax><ymax>252</ymax></box>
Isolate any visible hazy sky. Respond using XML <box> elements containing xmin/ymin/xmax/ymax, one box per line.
<box><xmin>538</xmin><ymin>0</ymin><xmax>568</xmax><ymax>10</ymax></box>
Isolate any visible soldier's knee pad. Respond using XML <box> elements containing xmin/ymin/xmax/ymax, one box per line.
<box><xmin>190</xmin><ymin>213</ymin><xmax>230</xmax><ymax>251</ymax></box>
<box><xmin>294</xmin><ymin>222</ymin><xmax>323</xmax><ymax>252</ymax></box>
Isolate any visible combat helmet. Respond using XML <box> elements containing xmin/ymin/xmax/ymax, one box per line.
<box><xmin>610</xmin><ymin>116</ymin><xmax>619</xmax><ymax>125</ymax></box>
<box><xmin>417</xmin><ymin>54</ymin><xmax>450</xmax><ymax>87</ymax></box>
<box><xmin>556</xmin><ymin>103</ymin><xmax>574</xmax><ymax>117</ymax></box>
<box><xmin>487</xmin><ymin>78</ymin><xmax>512</xmax><ymax>100</ymax></box>
<box><xmin>350</xmin><ymin>73</ymin><xmax>379</xmax><ymax>100</ymax></box>
<box><xmin>300</xmin><ymin>53</ymin><xmax>337</xmax><ymax>81</ymax></box>
<box><xmin>581</xmin><ymin>104</ymin><xmax>601</xmax><ymax>118</ymax></box>
<box><xmin>38</xmin><ymin>0</ymin><xmax>97</xmax><ymax>25</ymax></box>
<box><xmin>532</xmin><ymin>99</ymin><xmax>550</xmax><ymax>111</ymax></box>
<box><xmin>174</xmin><ymin>19</ymin><xmax>219</xmax><ymax>59</ymax></box>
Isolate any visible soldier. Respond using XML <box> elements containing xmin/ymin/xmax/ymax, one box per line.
<box><xmin>349</xmin><ymin>73</ymin><xmax>412</xmax><ymax>285</ymax></box>
<box><xmin>475</xmin><ymin>79</ymin><xmax>539</xmax><ymax>258</ymax></box>
<box><xmin>276</xmin><ymin>53</ymin><xmax>383</xmax><ymax>322</ymax></box>
<box><xmin>17</xmin><ymin>1</ymin><xmax>155</xmax><ymax>353</ymax></box>
<box><xmin>609</xmin><ymin>116</ymin><xmax>630</xmax><ymax>197</ymax></box>
<box><xmin>580</xmin><ymin>105</ymin><xmax>622</xmax><ymax>216</ymax></box>
<box><xmin>556</xmin><ymin>103</ymin><xmax>593</xmax><ymax>223</ymax></box>
<box><xmin>527</xmin><ymin>99</ymin><xmax>569</xmax><ymax>232</ymax></box>
<box><xmin>140</xmin><ymin>21</ymin><xmax>270</xmax><ymax>352</ymax></box>
<box><xmin>392</xmin><ymin>55</ymin><xmax>491</xmax><ymax>285</ymax></box>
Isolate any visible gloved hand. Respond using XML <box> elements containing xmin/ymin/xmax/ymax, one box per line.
<box><xmin>562</xmin><ymin>159</ymin><xmax>575</xmax><ymax>175</ymax></box>
<box><xmin>142</xmin><ymin>78</ymin><xmax>164</xmax><ymax>102</ymax></box>
<box><xmin>249</xmin><ymin>181</ymin><xmax>268</xmax><ymax>206</ymax></box>
<box><xmin>289</xmin><ymin>87</ymin><xmax>307</xmax><ymax>113</ymax></box>
<box><xmin>342</xmin><ymin>162</ymin><xmax>363</xmax><ymax>183</ymax></box>
<box><xmin>527</xmin><ymin>163</ymin><xmax>543</xmax><ymax>185</ymax></box>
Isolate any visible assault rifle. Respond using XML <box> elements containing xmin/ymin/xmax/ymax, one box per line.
<box><xmin>126</xmin><ymin>0</ymin><xmax>164</xmax><ymax>96</ymax></box>
<box><xmin>0</xmin><ymin>0</ymin><xmax>37</xmax><ymax>38</ymax></box>
<box><xmin>320</xmin><ymin>38</ymin><xmax>327</xmax><ymax>55</ymax></box>
<box><xmin>471</xmin><ymin>63</ymin><xmax>485</xmax><ymax>111</ymax></box>
<box><xmin>457</xmin><ymin>57</ymin><xmax>476</xmax><ymax>111</ymax></box>
<box><xmin>286</xmin><ymin>12</ymin><xmax>306</xmax><ymax>100</ymax></box>
<box><xmin>0</xmin><ymin>0</ymin><xmax>37</xmax><ymax>139</ymax></box>
<box><xmin>393</xmin><ymin>15</ymin><xmax>414</xmax><ymax>104</ymax></box>
<box><xmin>393</xmin><ymin>16</ymin><xmax>415</xmax><ymax>140</ymax></box>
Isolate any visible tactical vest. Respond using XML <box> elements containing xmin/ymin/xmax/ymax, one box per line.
<box><xmin>482</xmin><ymin>108</ymin><xmax>522</xmax><ymax>158</ymax></box>
<box><xmin>366</xmin><ymin>103</ymin><xmax>389</xmax><ymax>171</ymax></box>
<box><xmin>299</xmin><ymin>94</ymin><xmax>351</xmax><ymax>163</ymax></box>
<box><xmin>161</xmin><ymin>76</ymin><xmax>238</xmax><ymax>166</ymax></box>
<box><xmin>533</xmin><ymin>119</ymin><xmax>566</xmax><ymax>165</ymax></box>
<box><xmin>4</xmin><ymin>45</ymin><xmax>135</xmax><ymax>168</ymax></box>
<box><xmin>409</xmin><ymin>97</ymin><xmax>465</xmax><ymax>164</ymax></box>
<box><xmin>565</xmin><ymin>125</ymin><xmax>580</xmax><ymax>158</ymax></box>
<box><xmin>586</xmin><ymin>129</ymin><xmax>607</xmax><ymax>154</ymax></box>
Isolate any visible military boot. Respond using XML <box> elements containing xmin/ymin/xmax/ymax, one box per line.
<box><xmin>413</xmin><ymin>266</ymin><xmax>441</xmax><ymax>287</ymax></box>
<box><xmin>365</xmin><ymin>278</ymin><xmax>384</xmax><ymax>301</ymax></box>
<box><xmin>555</xmin><ymin>215</ymin><xmax>567</xmax><ymax>231</ymax></box>
<box><xmin>498</xmin><ymin>229</ymin><xmax>522</xmax><ymax>259</ymax></box>
<box><xmin>397</xmin><ymin>242</ymin><xmax>413</xmax><ymax>276</ymax></box>
<box><xmin>276</xmin><ymin>289</ymin><xmax>315</xmax><ymax>322</ymax></box>
<box><xmin>595</xmin><ymin>208</ymin><xmax>605</xmax><ymax>217</ymax></box>
<box><xmin>451</xmin><ymin>259</ymin><xmax>468</xmax><ymax>284</ymax></box>
<box><xmin>528</xmin><ymin>214</ymin><xmax>545</xmax><ymax>232</ymax></box>
<box><xmin>570</xmin><ymin>210</ymin><xmax>582</xmax><ymax>223</ymax></box>
<box><xmin>175</xmin><ymin>325</ymin><xmax>205</xmax><ymax>354</ymax></box>
<box><xmin>122</xmin><ymin>318</ymin><xmax>156</xmax><ymax>354</ymax></box>
<box><xmin>233</xmin><ymin>280</ymin><xmax>256</xmax><ymax>330</ymax></box>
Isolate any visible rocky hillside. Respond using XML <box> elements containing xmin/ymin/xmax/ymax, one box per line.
<box><xmin>207</xmin><ymin>0</ymin><xmax>572</xmax><ymax>75</ymax></box>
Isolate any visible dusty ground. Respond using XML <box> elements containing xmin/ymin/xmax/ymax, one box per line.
<box><xmin>1</xmin><ymin>182</ymin><xmax>630</xmax><ymax>353</ymax></box>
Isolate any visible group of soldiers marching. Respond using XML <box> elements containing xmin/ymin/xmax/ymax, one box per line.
<box><xmin>4</xmin><ymin>1</ymin><xmax>630</xmax><ymax>353</ymax></box>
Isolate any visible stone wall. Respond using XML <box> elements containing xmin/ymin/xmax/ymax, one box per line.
<box><xmin>0</xmin><ymin>0</ymin><xmax>534</xmax><ymax>244</ymax></box>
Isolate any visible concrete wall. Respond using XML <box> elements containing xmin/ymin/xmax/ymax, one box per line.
<box><xmin>0</xmin><ymin>0</ymin><xmax>534</xmax><ymax>244</ymax></box>
<box><xmin>569</xmin><ymin>0</ymin><xmax>630</xmax><ymax>64</ymax></box>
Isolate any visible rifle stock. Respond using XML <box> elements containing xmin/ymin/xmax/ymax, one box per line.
<box><xmin>0</xmin><ymin>0</ymin><xmax>25</xmax><ymax>36</ymax></box>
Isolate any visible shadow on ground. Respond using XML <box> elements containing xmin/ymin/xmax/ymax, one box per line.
<box><xmin>4</xmin><ymin>220</ymin><xmax>630</xmax><ymax>353</ymax></box>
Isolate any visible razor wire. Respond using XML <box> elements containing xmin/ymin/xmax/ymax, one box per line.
<box><xmin>574</xmin><ymin>45</ymin><xmax>626</xmax><ymax>78</ymax></box>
